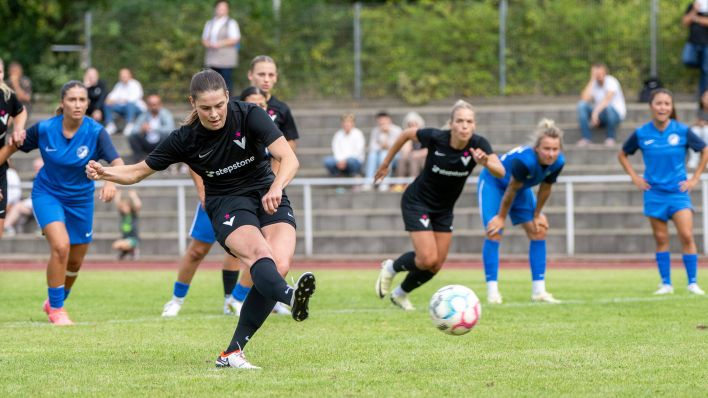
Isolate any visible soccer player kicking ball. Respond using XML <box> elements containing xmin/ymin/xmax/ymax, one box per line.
<box><xmin>87</xmin><ymin>69</ymin><xmax>315</xmax><ymax>369</ymax></box>
<box><xmin>374</xmin><ymin>100</ymin><xmax>505</xmax><ymax>310</ymax></box>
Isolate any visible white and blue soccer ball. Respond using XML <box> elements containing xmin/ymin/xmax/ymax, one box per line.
<box><xmin>429</xmin><ymin>285</ymin><xmax>481</xmax><ymax>335</ymax></box>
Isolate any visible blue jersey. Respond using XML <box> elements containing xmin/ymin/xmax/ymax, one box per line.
<box><xmin>482</xmin><ymin>145</ymin><xmax>564</xmax><ymax>190</ymax></box>
<box><xmin>20</xmin><ymin>115</ymin><xmax>119</xmax><ymax>203</ymax></box>
<box><xmin>622</xmin><ymin>120</ymin><xmax>706</xmax><ymax>193</ymax></box>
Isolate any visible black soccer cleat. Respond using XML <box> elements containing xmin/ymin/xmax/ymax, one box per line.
<box><xmin>291</xmin><ymin>272</ymin><xmax>316</xmax><ymax>322</ymax></box>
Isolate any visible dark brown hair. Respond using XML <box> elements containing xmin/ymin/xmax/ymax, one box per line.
<box><xmin>184</xmin><ymin>69</ymin><xmax>228</xmax><ymax>125</ymax></box>
<box><xmin>55</xmin><ymin>80</ymin><xmax>87</xmax><ymax>115</ymax></box>
<box><xmin>649</xmin><ymin>88</ymin><xmax>677</xmax><ymax>121</ymax></box>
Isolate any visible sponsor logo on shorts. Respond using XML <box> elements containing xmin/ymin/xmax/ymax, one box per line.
<box><xmin>85</xmin><ymin>231</ymin><xmax>93</xmax><ymax>238</ymax></box>
<box><xmin>419</xmin><ymin>214</ymin><xmax>430</xmax><ymax>228</ymax></box>
<box><xmin>205</xmin><ymin>156</ymin><xmax>255</xmax><ymax>178</ymax></box>
<box><xmin>223</xmin><ymin>213</ymin><xmax>236</xmax><ymax>227</ymax></box>
<box><xmin>233</xmin><ymin>132</ymin><xmax>247</xmax><ymax>149</ymax></box>
<box><xmin>76</xmin><ymin>145</ymin><xmax>89</xmax><ymax>159</ymax></box>
<box><xmin>287</xmin><ymin>212</ymin><xmax>294</xmax><ymax>218</ymax></box>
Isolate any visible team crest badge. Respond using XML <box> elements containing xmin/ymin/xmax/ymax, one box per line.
<box><xmin>667</xmin><ymin>134</ymin><xmax>680</xmax><ymax>146</ymax></box>
<box><xmin>233</xmin><ymin>131</ymin><xmax>246</xmax><ymax>149</ymax></box>
<box><xmin>268</xmin><ymin>109</ymin><xmax>277</xmax><ymax>122</ymax></box>
<box><xmin>0</xmin><ymin>110</ymin><xmax>8</xmax><ymax>126</ymax></box>
<box><xmin>76</xmin><ymin>145</ymin><xmax>89</xmax><ymax>159</ymax></box>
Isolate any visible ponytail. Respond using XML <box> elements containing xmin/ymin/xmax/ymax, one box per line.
<box><xmin>0</xmin><ymin>58</ymin><xmax>13</xmax><ymax>101</ymax></box>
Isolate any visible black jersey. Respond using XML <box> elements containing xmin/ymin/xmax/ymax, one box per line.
<box><xmin>406</xmin><ymin>128</ymin><xmax>493</xmax><ymax>211</ymax></box>
<box><xmin>87</xmin><ymin>80</ymin><xmax>108</xmax><ymax>116</ymax></box>
<box><xmin>266</xmin><ymin>95</ymin><xmax>299</xmax><ymax>141</ymax></box>
<box><xmin>145</xmin><ymin>101</ymin><xmax>283</xmax><ymax>197</ymax></box>
<box><xmin>0</xmin><ymin>91</ymin><xmax>24</xmax><ymax>171</ymax></box>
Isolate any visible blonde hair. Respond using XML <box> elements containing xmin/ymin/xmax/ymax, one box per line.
<box><xmin>450</xmin><ymin>99</ymin><xmax>475</xmax><ymax>121</ymax></box>
<box><xmin>532</xmin><ymin>118</ymin><xmax>564</xmax><ymax>149</ymax></box>
<box><xmin>341</xmin><ymin>113</ymin><xmax>355</xmax><ymax>122</ymax></box>
<box><xmin>402</xmin><ymin>111</ymin><xmax>425</xmax><ymax>129</ymax></box>
<box><xmin>0</xmin><ymin>58</ymin><xmax>13</xmax><ymax>102</ymax></box>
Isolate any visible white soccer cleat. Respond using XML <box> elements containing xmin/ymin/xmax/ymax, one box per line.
<box><xmin>687</xmin><ymin>283</ymin><xmax>706</xmax><ymax>295</ymax></box>
<box><xmin>487</xmin><ymin>292</ymin><xmax>503</xmax><ymax>304</ymax></box>
<box><xmin>653</xmin><ymin>284</ymin><xmax>674</xmax><ymax>295</ymax></box>
<box><xmin>272</xmin><ymin>302</ymin><xmax>291</xmax><ymax>315</ymax></box>
<box><xmin>215</xmin><ymin>350</ymin><xmax>261</xmax><ymax>370</ymax></box>
<box><xmin>390</xmin><ymin>290</ymin><xmax>415</xmax><ymax>311</ymax></box>
<box><xmin>531</xmin><ymin>291</ymin><xmax>561</xmax><ymax>304</ymax></box>
<box><xmin>161</xmin><ymin>298</ymin><xmax>183</xmax><ymax>317</ymax></box>
<box><xmin>375</xmin><ymin>259</ymin><xmax>396</xmax><ymax>299</ymax></box>
<box><xmin>223</xmin><ymin>296</ymin><xmax>243</xmax><ymax>316</ymax></box>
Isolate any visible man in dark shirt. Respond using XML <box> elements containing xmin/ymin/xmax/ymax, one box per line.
<box><xmin>683</xmin><ymin>1</ymin><xmax>708</xmax><ymax>97</ymax></box>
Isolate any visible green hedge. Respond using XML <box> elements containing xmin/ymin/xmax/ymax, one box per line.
<box><xmin>2</xmin><ymin>0</ymin><xmax>697</xmax><ymax>103</ymax></box>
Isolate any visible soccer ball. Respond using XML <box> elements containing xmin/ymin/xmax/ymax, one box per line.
<box><xmin>429</xmin><ymin>285</ymin><xmax>481</xmax><ymax>335</ymax></box>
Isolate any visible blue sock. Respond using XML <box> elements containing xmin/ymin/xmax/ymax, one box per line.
<box><xmin>48</xmin><ymin>286</ymin><xmax>65</xmax><ymax>309</ymax></box>
<box><xmin>529</xmin><ymin>240</ymin><xmax>546</xmax><ymax>281</ymax></box>
<box><xmin>683</xmin><ymin>254</ymin><xmax>698</xmax><ymax>285</ymax></box>
<box><xmin>656</xmin><ymin>252</ymin><xmax>671</xmax><ymax>285</ymax></box>
<box><xmin>231</xmin><ymin>283</ymin><xmax>251</xmax><ymax>302</ymax></box>
<box><xmin>482</xmin><ymin>239</ymin><xmax>500</xmax><ymax>282</ymax></box>
<box><xmin>173</xmin><ymin>281</ymin><xmax>190</xmax><ymax>298</ymax></box>
<box><xmin>64</xmin><ymin>288</ymin><xmax>71</xmax><ymax>300</ymax></box>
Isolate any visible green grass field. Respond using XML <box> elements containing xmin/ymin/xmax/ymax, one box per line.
<box><xmin>1</xmin><ymin>268</ymin><xmax>707</xmax><ymax>397</ymax></box>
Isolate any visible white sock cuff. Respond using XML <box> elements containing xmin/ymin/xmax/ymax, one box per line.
<box><xmin>65</xmin><ymin>271</ymin><xmax>79</xmax><ymax>277</ymax></box>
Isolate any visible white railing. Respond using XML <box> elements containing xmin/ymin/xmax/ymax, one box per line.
<box><xmin>20</xmin><ymin>175</ymin><xmax>708</xmax><ymax>256</ymax></box>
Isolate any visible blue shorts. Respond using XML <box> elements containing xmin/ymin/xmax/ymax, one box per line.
<box><xmin>477</xmin><ymin>175</ymin><xmax>536</xmax><ymax>228</ymax></box>
<box><xmin>32</xmin><ymin>191</ymin><xmax>94</xmax><ymax>245</ymax></box>
<box><xmin>643</xmin><ymin>189</ymin><xmax>693</xmax><ymax>221</ymax></box>
<box><xmin>189</xmin><ymin>203</ymin><xmax>216</xmax><ymax>244</ymax></box>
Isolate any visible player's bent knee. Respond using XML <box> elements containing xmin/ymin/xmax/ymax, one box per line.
<box><xmin>416</xmin><ymin>253</ymin><xmax>439</xmax><ymax>270</ymax></box>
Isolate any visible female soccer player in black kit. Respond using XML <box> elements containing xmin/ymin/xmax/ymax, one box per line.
<box><xmin>86</xmin><ymin>69</ymin><xmax>315</xmax><ymax>369</ymax></box>
<box><xmin>374</xmin><ymin>100</ymin><xmax>505</xmax><ymax>310</ymax></box>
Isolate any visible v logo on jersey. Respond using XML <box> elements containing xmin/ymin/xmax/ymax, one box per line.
<box><xmin>460</xmin><ymin>156</ymin><xmax>472</xmax><ymax>166</ymax></box>
<box><xmin>233</xmin><ymin>132</ymin><xmax>246</xmax><ymax>149</ymax></box>
<box><xmin>269</xmin><ymin>114</ymin><xmax>277</xmax><ymax>122</ymax></box>
<box><xmin>223</xmin><ymin>215</ymin><xmax>236</xmax><ymax>227</ymax></box>
<box><xmin>419</xmin><ymin>214</ymin><xmax>430</xmax><ymax>228</ymax></box>
<box><xmin>0</xmin><ymin>114</ymin><xmax>9</xmax><ymax>126</ymax></box>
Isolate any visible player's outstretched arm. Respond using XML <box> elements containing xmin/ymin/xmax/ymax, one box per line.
<box><xmin>86</xmin><ymin>160</ymin><xmax>156</xmax><ymax>185</ymax></box>
<box><xmin>474</xmin><ymin>150</ymin><xmax>505</xmax><ymax>178</ymax></box>
<box><xmin>375</xmin><ymin>127</ymin><xmax>417</xmax><ymax>184</ymax></box>
<box><xmin>0</xmin><ymin>144</ymin><xmax>19</xmax><ymax>165</ymax></box>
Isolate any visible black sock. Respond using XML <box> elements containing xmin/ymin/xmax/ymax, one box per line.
<box><xmin>250</xmin><ymin>258</ymin><xmax>292</xmax><ymax>304</ymax></box>
<box><xmin>226</xmin><ymin>287</ymin><xmax>275</xmax><ymax>353</ymax></box>
<box><xmin>400</xmin><ymin>269</ymin><xmax>436</xmax><ymax>293</ymax></box>
<box><xmin>392</xmin><ymin>251</ymin><xmax>417</xmax><ymax>272</ymax></box>
<box><xmin>222</xmin><ymin>269</ymin><xmax>239</xmax><ymax>296</ymax></box>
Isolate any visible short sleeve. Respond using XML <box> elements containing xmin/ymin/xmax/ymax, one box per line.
<box><xmin>510</xmin><ymin>158</ymin><xmax>531</xmax><ymax>182</ymax></box>
<box><xmin>8</xmin><ymin>93</ymin><xmax>23</xmax><ymax>117</ymax></box>
<box><xmin>473</xmin><ymin>135</ymin><xmax>494</xmax><ymax>154</ymax></box>
<box><xmin>280</xmin><ymin>108</ymin><xmax>299</xmax><ymax>140</ymax></box>
<box><xmin>416</xmin><ymin>128</ymin><xmax>434</xmax><ymax>148</ymax></box>
<box><xmin>145</xmin><ymin>129</ymin><xmax>184</xmax><ymax>171</ymax></box>
<box><xmin>544</xmin><ymin>165</ymin><xmax>564</xmax><ymax>184</ymax></box>
<box><xmin>246</xmin><ymin>106</ymin><xmax>283</xmax><ymax>147</ymax></box>
<box><xmin>604</xmin><ymin>76</ymin><xmax>620</xmax><ymax>93</ymax></box>
<box><xmin>687</xmin><ymin>129</ymin><xmax>707</xmax><ymax>152</ymax></box>
<box><xmin>622</xmin><ymin>131</ymin><xmax>640</xmax><ymax>155</ymax></box>
<box><xmin>229</xmin><ymin>19</ymin><xmax>241</xmax><ymax>40</ymax></box>
<box><xmin>95</xmin><ymin>129</ymin><xmax>120</xmax><ymax>163</ymax></box>
<box><xmin>18</xmin><ymin>123</ymin><xmax>39</xmax><ymax>153</ymax></box>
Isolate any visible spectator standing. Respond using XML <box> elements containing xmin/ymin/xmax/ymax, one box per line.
<box><xmin>7</xmin><ymin>61</ymin><xmax>32</xmax><ymax>116</ymax></box>
<box><xmin>104</xmin><ymin>68</ymin><xmax>145</xmax><ymax>136</ymax></box>
<box><xmin>128</xmin><ymin>94</ymin><xmax>174</xmax><ymax>163</ymax></box>
<box><xmin>364</xmin><ymin>111</ymin><xmax>402</xmax><ymax>191</ymax></box>
<box><xmin>576</xmin><ymin>63</ymin><xmax>626</xmax><ymax>147</ymax></box>
<box><xmin>84</xmin><ymin>67</ymin><xmax>107</xmax><ymax>122</ymax></box>
<box><xmin>683</xmin><ymin>1</ymin><xmax>708</xmax><ymax>98</ymax></box>
<box><xmin>323</xmin><ymin>113</ymin><xmax>366</xmax><ymax>177</ymax></box>
<box><xmin>688</xmin><ymin>89</ymin><xmax>708</xmax><ymax>169</ymax></box>
<box><xmin>203</xmin><ymin>0</ymin><xmax>241</xmax><ymax>93</ymax></box>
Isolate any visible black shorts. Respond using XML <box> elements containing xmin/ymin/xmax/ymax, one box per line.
<box><xmin>400</xmin><ymin>191</ymin><xmax>453</xmax><ymax>233</ymax></box>
<box><xmin>0</xmin><ymin>168</ymin><xmax>7</xmax><ymax>220</ymax></box>
<box><xmin>205</xmin><ymin>189</ymin><xmax>296</xmax><ymax>255</ymax></box>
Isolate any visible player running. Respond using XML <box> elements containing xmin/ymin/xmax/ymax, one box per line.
<box><xmin>0</xmin><ymin>80</ymin><xmax>123</xmax><ymax>325</ymax></box>
<box><xmin>374</xmin><ymin>100</ymin><xmax>504</xmax><ymax>310</ymax></box>
<box><xmin>477</xmin><ymin>119</ymin><xmax>565</xmax><ymax>304</ymax></box>
<box><xmin>618</xmin><ymin>88</ymin><xmax>707</xmax><ymax>296</ymax></box>
<box><xmin>86</xmin><ymin>69</ymin><xmax>314</xmax><ymax>369</ymax></box>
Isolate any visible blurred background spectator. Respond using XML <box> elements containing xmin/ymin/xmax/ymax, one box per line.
<box><xmin>323</xmin><ymin>113</ymin><xmax>365</xmax><ymax>177</ymax></box>
<box><xmin>128</xmin><ymin>94</ymin><xmax>174</xmax><ymax>163</ymax></box>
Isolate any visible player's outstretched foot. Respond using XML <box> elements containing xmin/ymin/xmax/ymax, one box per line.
<box><xmin>291</xmin><ymin>272</ymin><xmax>316</xmax><ymax>322</ymax></box>
<box><xmin>531</xmin><ymin>291</ymin><xmax>561</xmax><ymax>304</ymax></box>
<box><xmin>272</xmin><ymin>302</ymin><xmax>291</xmax><ymax>315</ymax></box>
<box><xmin>215</xmin><ymin>350</ymin><xmax>261</xmax><ymax>370</ymax></box>
<box><xmin>375</xmin><ymin>259</ymin><xmax>395</xmax><ymax>299</ymax></box>
<box><xmin>653</xmin><ymin>284</ymin><xmax>674</xmax><ymax>295</ymax></box>
<box><xmin>487</xmin><ymin>292</ymin><xmax>503</xmax><ymax>305</ymax></box>
<box><xmin>47</xmin><ymin>307</ymin><xmax>74</xmax><ymax>326</ymax></box>
<box><xmin>390</xmin><ymin>290</ymin><xmax>415</xmax><ymax>311</ymax></box>
<box><xmin>161</xmin><ymin>298</ymin><xmax>183</xmax><ymax>317</ymax></box>
<box><xmin>687</xmin><ymin>283</ymin><xmax>705</xmax><ymax>295</ymax></box>
<box><xmin>224</xmin><ymin>296</ymin><xmax>243</xmax><ymax>316</ymax></box>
